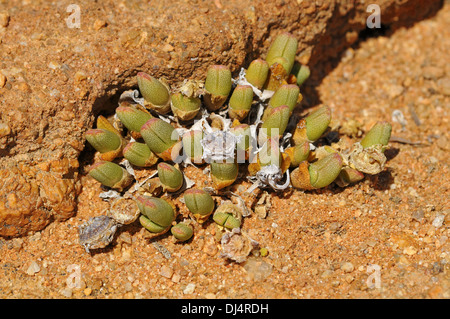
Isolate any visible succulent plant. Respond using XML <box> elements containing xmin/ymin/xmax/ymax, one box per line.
<box><xmin>290</xmin><ymin>153</ymin><xmax>343</xmax><ymax>190</ymax></box>
<box><xmin>212</xmin><ymin>202</ymin><xmax>242</xmax><ymax>230</ymax></box>
<box><xmin>171</xmin><ymin>222</ymin><xmax>194</xmax><ymax>242</ymax></box>
<box><xmin>258</xmin><ymin>138</ymin><xmax>283</xmax><ymax>168</ymax></box>
<box><xmin>228</xmin><ymin>85</ymin><xmax>254</xmax><ymax>121</ymax></box>
<box><xmin>140</xmin><ymin>118</ymin><xmax>182</xmax><ymax>161</ymax></box>
<box><xmin>336</xmin><ymin>167</ymin><xmax>365</xmax><ymax>187</ymax></box>
<box><xmin>157</xmin><ymin>162</ymin><xmax>184</xmax><ymax>192</ymax></box>
<box><xmin>81</xmin><ymin>31</ymin><xmax>393</xmax><ymax>255</ymax></box>
<box><xmin>85</xmin><ymin>128</ymin><xmax>122</xmax><ymax>155</ymax></box>
<box><xmin>265</xmin><ymin>32</ymin><xmax>298</xmax><ymax>75</ymax></box>
<box><xmin>115</xmin><ymin>103</ymin><xmax>152</xmax><ymax>137</ymax></box>
<box><xmin>292</xmin><ymin>105</ymin><xmax>331</xmax><ymax>145</ymax></box>
<box><xmin>259</xmin><ymin>104</ymin><xmax>290</xmax><ymax>145</ymax></box>
<box><xmin>182</xmin><ymin>130</ymin><xmax>204</xmax><ymax>164</ymax></box>
<box><xmin>284</xmin><ymin>140</ymin><xmax>310</xmax><ymax>168</ymax></box>
<box><xmin>123</xmin><ymin>141</ymin><xmax>158</xmax><ymax>167</ymax></box>
<box><xmin>137</xmin><ymin>72</ymin><xmax>171</xmax><ymax>114</ymax></box>
<box><xmin>266</xmin><ymin>84</ymin><xmax>301</xmax><ymax>114</ymax></box>
<box><xmin>170</xmin><ymin>92</ymin><xmax>201</xmax><ymax>121</ymax></box>
<box><xmin>245</xmin><ymin>59</ymin><xmax>269</xmax><ymax>89</ymax></box>
<box><xmin>183</xmin><ymin>188</ymin><xmax>215</xmax><ymax>223</ymax></box>
<box><xmin>229</xmin><ymin>124</ymin><xmax>251</xmax><ymax>162</ymax></box>
<box><xmin>360</xmin><ymin>121</ymin><xmax>392</xmax><ymax>149</ymax></box>
<box><xmin>291</xmin><ymin>62</ymin><xmax>310</xmax><ymax>86</ymax></box>
<box><xmin>210</xmin><ymin>160</ymin><xmax>239</xmax><ymax>190</ymax></box>
<box><xmin>88</xmin><ymin>161</ymin><xmax>134</xmax><ymax>192</ymax></box>
<box><xmin>204</xmin><ymin>65</ymin><xmax>232</xmax><ymax>111</ymax></box>
<box><xmin>137</xmin><ymin>196</ymin><xmax>175</xmax><ymax>234</ymax></box>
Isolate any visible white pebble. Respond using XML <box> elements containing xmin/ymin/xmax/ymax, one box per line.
<box><xmin>26</xmin><ymin>261</ymin><xmax>41</xmax><ymax>275</ymax></box>
<box><xmin>432</xmin><ymin>215</ymin><xmax>445</xmax><ymax>228</ymax></box>
<box><xmin>183</xmin><ymin>283</ymin><xmax>196</xmax><ymax>294</ymax></box>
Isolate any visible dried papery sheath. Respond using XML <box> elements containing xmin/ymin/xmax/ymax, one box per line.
<box><xmin>246</xmin><ymin>164</ymin><xmax>290</xmax><ymax>193</ymax></box>
<box><xmin>78</xmin><ymin>215</ymin><xmax>119</xmax><ymax>253</ymax></box>
<box><xmin>118</xmin><ymin>89</ymin><xmax>145</xmax><ymax>107</ymax></box>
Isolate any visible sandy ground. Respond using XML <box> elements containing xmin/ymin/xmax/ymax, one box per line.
<box><xmin>0</xmin><ymin>4</ymin><xmax>449</xmax><ymax>299</ymax></box>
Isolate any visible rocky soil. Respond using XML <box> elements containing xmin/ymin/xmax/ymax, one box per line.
<box><xmin>0</xmin><ymin>0</ymin><xmax>448</xmax><ymax>299</ymax></box>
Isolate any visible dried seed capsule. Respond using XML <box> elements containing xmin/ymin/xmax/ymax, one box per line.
<box><xmin>182</xmin><ymin>130</ymin><xmax>204</xmax><ymax>164</ymax></box>
<box><xmin>115</xmin><ymin>104</ymin><xmax>152</xmax><ymax>134</ymax></box>
<box><xmin>348</xmin><ymin>142</ymin><xmax>387</xmax><ymax>175</ymax></box>
<box><xmin>137</xmin><ymin>72</ymin><xmax>171</xmax><ymax>114</ymax></box>
<box><xmin>170</xmin><ymin>92</ymin><xmax>201</xmax><ymax>121</ymax></box>
<box><xmin>245</xmin><ymin>59</ymin><xmax>269</xmax><ymax>89</ymax></box>
<box><xmin>204</xmin><ymin>65</ymin><xmax>232</xmax><ymax>111</ymax></box>
<box><xmin>228</xmin><ymin>85</ymin><xmax>254</xmax><ymax>121</ymax></box>
<box><xmin>157</xmin><ymin>162</ymin><xmax>183</xmax><ymax>192</ymax></box>
<box><xmin>210</xmin><ymin>160</ymin><xmax>239</xmax><ymax>190</ymax></box>
<box><xmin>265</xmin><ymin>32</ymin><xmax>298</xmax><ymax>74</ymax></box>
<box><xmin>85</xmin><ymin>128</ymin><xmax>122</xmax><ymax>154</ymax></box>
<box><xmin>183</xmin><ymin>188</ymin><xmax>215</xmax><ymax>223</ymax></box>
<box><xmin>336</xmin><ymin>167</ymin><xmax>365</xmax><ymax>188</ymax></box>
<box><xmin>137</xmin><ymin>196</ymin><xmax>175</xmax><ymax>234</ymax></box>
<box><xmin>213</xmin><ymin>202</ymin><xmax>242</xmax><ymax>230</ymax></box>
<box><xmin>290</xmin><ymin>153</ymin><xmax>343</xmax><ymax>190</ymax></box>
<box><xmin>171</xmin><ymin>222</ymin><xmax>194</xmax><ymax>242</ymax></box>
<box><xmin>259</xmin><ymin>105</ymin><xmax>290</xmax><ymax>144</ymax></box>
<box><xmin>140</xmin><ymin>118</ymin><xmax>181</xmax><ymax>161</ymax></box>
<box><xmin>292</xmin><ymin>105</ymin><xmax>331</xmax><ymax>145</ymax></box>
<box><xmin>123</xmin><ymin>141</ymin><xmax>158</xmax><ymax>167</ymax></box>
<box><xmin>291</xmin><ymin>62</ymin><xmax>310</xmax><ymax>86</ymax></box>
<box><xmin>266</xmin><ymin>84</ymin><xmax>301</xmax><ymax>114</ymax></box>
<box><xmin>284</xmin><ymin>140</ymin><xmax>310</xmax><ymax>168</ymax></box>
<box><xmin>360</xmin><ymin>121</ymin><xmax>392</xmax><ymax>149</ymax></box>
<box><xmin>88</xmin><ymin>161</ymin><xmax>134</xmax><ymax>192</ymax></box>
<box><xmin>107</xmin><ymin>197</ymin><xmax>140</xmax><ymax>225</ymax></box>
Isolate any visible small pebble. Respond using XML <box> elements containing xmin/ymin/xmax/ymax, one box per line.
<box><xmin>422</xmin><ymin>66</ymin><xmax>444</xmax><ymax>80</ymax></box>
<box><xmin>0</xmin><ymin>12</ymin><xmax>10</xmax><ymax>28</ymax></box>
<box><xmin>412</xmin><ymin>210</ymin><xmax>424</xmax><ymax>222</ymax></box>
<box><xmin>340</xmin><ymin>262</ymin><xmax>354</xmax><ymax>273</ymax></box>
<box><xmin>26</xmin><ymin>261</ymin><xmax>41</xmax><ymax>275</ymax></box>
<box><xmin>321</xmin><ymin>269</ymin><xmax>333</xmax><ymax>279</ymax></box>
<box><xmin>183</xmin><ymin>283</ymin><xmax>196</xmax><ymax>294</ymax></box>
<box><xmin>432</xmin><ymin>215</ymin><xmax>445</xmax><ymax>228</ymax></box>
<box><xmin>84</xmin><ymin>288</ymin><xmax>92</xmax><ymax>296</ymax></box>
<box><xmin>403</xmin><ymin>246</ymin><xmax>418</xmax><ymax>256</ymax></box>
<box><xmin>60</xmin><ymin>288</ymin><xmax>73</xmax><ymax>298</ymax></box>
<box><xmin>243</xmin><ymin>257</ymin><xmax>273</xmax><ymax>281</ymax></box>
<box><xmin>160</xmin><ymin>265</ymin><xmax>173</xmax><ymax>279</ymax></box>
<box><xmin>0</xmin><ymin>72</ymin><xmax>6</xmax><ymax>88</ymax></box>
<box><xmin>93</xmin><ymin>19</ymin><xmax>107</xmax><ymax>31</ymax></box>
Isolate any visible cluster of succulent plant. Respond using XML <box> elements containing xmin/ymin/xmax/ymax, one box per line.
<box><xmin>79</xmin><ymin>32</ymin><xmax>392</xmax><ymax>255</ymax></box>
